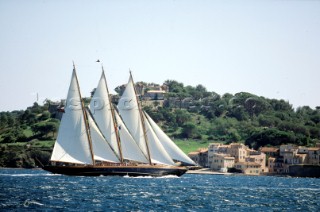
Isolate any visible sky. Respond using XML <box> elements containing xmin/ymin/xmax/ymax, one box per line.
<box><xmin>0</xmin><ymin>0</ymin><xmax>319</xmax><ymax>112</ymax></box>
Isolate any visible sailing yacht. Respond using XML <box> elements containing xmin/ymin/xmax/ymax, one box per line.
<box><xmin>43</xmin><ymin>64</ymin><xmax>196</xmax><ymax>176</ymax></box>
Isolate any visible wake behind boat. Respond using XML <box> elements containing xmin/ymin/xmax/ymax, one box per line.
<box><xmin>42</xmin><ymin>64</ymin><xmax>196</xmax><ymax>177</ymax></box>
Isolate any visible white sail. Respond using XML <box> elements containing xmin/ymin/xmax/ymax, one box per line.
<box><xmin>117</xmin><ymin>74</ymin><xmax>175</xmax><ymax>165</ymax></box>
<box><xmin>115</xmin><ymin>111</ymin><xmax>149</xmax><ymax>163</ymax></box>
<box><xmin>87</xmin><ymin>110</ymin><xmax>120</xmax><ymax>163</ymax></box>
<box><xmin>145</xmin><ymin>112</ymin><xmax>197</xmax><ymax>166</ymax></box>
<box><xmin>50</xmin><ymin>69</ymin><xmax>93</xmax><ymax>165</ymax></box>
<box><xmin>143</xmin><ymin>114</ymin><xmax>175</xmax><ymax>165</ymax></box>
<box><xmin>89</xmin><ymin>71</ymin><xmax>120</xmax><ymax>156</ymax></box>
<box><xmin>117</xmin><ymin>76</ymin><xmax>148</xmax><ymax>156</ymax></box>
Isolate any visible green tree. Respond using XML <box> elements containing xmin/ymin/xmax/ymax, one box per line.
<box><xmin>164</xmin><ymin>80</ymin><xmax>184</xmax><ymax>93</ymax></box>
<box><xmin>0</xmin><ymin>112</ymin><xmax>8</xmax><ymax>128</ymax></box>
<box><xmin>39</xmin><ymin>111</ymin><xmax>51</xmax><ymax>121</ymax></box>
<box><xmin>181</xmin><ymin>122</ymin><xmax>198</xmax><ymax>138</ymax></box>
<box><xmin>174</xmin><ymin>109</ymin><xmax>191</xmax><ymax>126</ymax></box>
<box><xmin>245</xmin><ymin>128</ymin><xmax>296</xmax><ymax>149</ymax></box>
<box><xmin>31</xmin><ymin>121</ymin><xmax>59</xmax><ymax>138</ymax></box>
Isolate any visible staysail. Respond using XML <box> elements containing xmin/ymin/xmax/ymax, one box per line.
<box><xmin>87</xmin><ymin>109</ymin><xmax>120</xmax><ymax>163</ymax></box>
<box><xmin>118</xmin><ymin>73</ymin><xmax>175</xmax><ymax>165</ymax></box>
<box><xmin>143</xmin><ymin>114</ymin><xmax>175</xmax><ymax>165</ymax></box>
<box><xmin>50</xmin><ymin>69</ymin><xmax>93</xmax><ymax>165</ymax></box>
<box><xmin>117</xmin><ymin>75</ymin><xmax>149</xmax><ymax>157</ymax></box>
<box><xmin>144</xmin><ymin>112</ymin><xmax>197</xmax><ymax>166</ymax></box>
<box><xmin>89</xmin><ymin>70</ymin><xmax>120</xmax><ymax>156</ymax></box>
<box><xmin>90</xmin><ymin>68</ymin><xmax>148</xmax><ymax>163</ymax></box>
<box><xmin>115</xmin><ymin>111</ymin><xmax>149</xmax><ymax>163</ymax></box>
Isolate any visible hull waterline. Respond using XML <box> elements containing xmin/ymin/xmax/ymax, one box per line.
<box><xmin>43</xmin><ymin>165</ymin><xmax>187</xmax><ymax>177</ymax></box>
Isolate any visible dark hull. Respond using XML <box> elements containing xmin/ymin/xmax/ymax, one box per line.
<box><xmin>43</xmin><ymin>165</ymin><xmax>187</xmax><ymax>177</ymax></box>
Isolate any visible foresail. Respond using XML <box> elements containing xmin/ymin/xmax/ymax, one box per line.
<box><xmin>89</xmin><ymin>71</ymin><xmax>120</xmax><ymax>156</ymax></box>
<box><xmin>145</xmin><ymin>112</ymin><xmax>197</xmax><ymax>166</ymax></box>
<box><xmin>117</xmin><ymin>76</ymin><xmax>148</xmax><ymax>157</ymax></box>
<box><xmin>115</xmin><ymin>111</ymin><xmax>149</xmax><ymax>163</ymax></box>
<box><xmin>87</xmin><ymin>110</ymin><xmax>120</xmax><ymax>163</ymax></box>
<box><xmin>50</xmin><ymin>70</ymin><xmax>93</xmax><ymax>165</ymax></box>
<box><xmin>143</xmin><ymin>114</ymin><xmax>175</xmax><ymax>165</ymax></box>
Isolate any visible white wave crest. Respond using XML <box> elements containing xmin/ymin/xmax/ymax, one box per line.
<box><xmin>23</xmin><ymin>199</ymin><xmax>44</xmax><ymax>207</ymax></box>
<box><xmin>123</xmin><ymin>175</ymin><xmax>179</xmax><ymax>179</ymax></box>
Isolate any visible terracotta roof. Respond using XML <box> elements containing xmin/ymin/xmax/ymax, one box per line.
<box><xmin>197</xmin><ymin>148</ymin><xmax>208</xmax><ymax>153</ymax></box>
<box><xmin>308</xmin><ymin>147</ymin><xmax>320</xmax><ymax>151</ymax></box>
<box><xmin>295</xmin><ymin>154</ymin><xmax>307</xmax><ymax>158</ymax></box>
<box><xmin>224</xmin><ymin>157</ymin><xmax>235</xmax><ymax>160</ymax></box>
<box><xmin>260</xmin><ymin>147</ymin><xmax>279</xmax><ymax>152</ymax></box>
<box><xmin>188</xmin><ymin>152</ymin><xmax>199</xmax><ymax>156</ymax></box>
<box><xmin>199</xmin><ymin>149</ymin><xmax>208</xmax><ymax>153</ymax></box>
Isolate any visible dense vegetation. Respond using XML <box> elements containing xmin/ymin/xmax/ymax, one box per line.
<box><xmin>0</xmin><ymin>80</ymin><xmax>319</xmax><ymax>167</ymax></box>
<box><xmin>0</xmin><ymin>102</ymin><xmax>58</xmax><ymax>167</ymax></box>
<box><xmin>145</xmin><ymin>80</ymin><xmax>320</xmax><ymax>149</ymax></box>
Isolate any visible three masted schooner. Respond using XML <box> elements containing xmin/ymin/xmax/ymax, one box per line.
<box><xmin>43</xmin><ymin>64</ymin><xmax>196</xmax><ymax>177</ymax></box>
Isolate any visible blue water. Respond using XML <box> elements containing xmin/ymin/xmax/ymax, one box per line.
<box><xmin>0</xmin><ymin>168</ymin><xmax>319</xmax><ymax>211</ymax></box>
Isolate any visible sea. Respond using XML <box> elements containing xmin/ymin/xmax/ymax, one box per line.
<box><xmin>0</xmin><ymin>168</ymin><xmax>319</xmax><ymax>211</ymax></box>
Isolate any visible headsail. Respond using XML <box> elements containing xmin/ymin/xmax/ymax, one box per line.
<box><xmin>50</xmin><ymin>69</ymin><xmax>93</xmax><ymax>165</ymax></box>
<box><xmin>87</xmin><ymin>110</ymin><xmax>120</xmax><ymax>163</ymax></box>
<box><xmin>143</xmin><ymin>114</ymin><xmax>175</xmax><ymax>165</ymax></box>
<box><xmin>117</xmin><ymin>75</ymin><xmax>149</xmax><ymax>158</ymax></box>
<box><xmin>118</xmin><ymin>73</ymin><xmax>175</xmax><ymax>166</ymax></box>
<box><xmin>89</xmin><ymin>70</ymin><xmax>120</xmax><ymax>156</ymax></box>
<box><xmin>145</xmin><ymin>112</ymin><xmax>197</xmax><ymax>166</ymax></box>
<box><xmin>115</xmin><ymin>111</ymin><xmax>149</xmax><ymax>163</ymax></box>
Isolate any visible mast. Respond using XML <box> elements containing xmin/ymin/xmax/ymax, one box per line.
<box><xmin>129</xmin><ymin>71</ymin><xmax>152</xmax><ymax>165</ymax></box>
<box><xmin>102</xmin><ymin>66</ymin><xmax>124</xmax><ymax>163</ymax></box>
<box><xmin>73</xmin><ymin>62</ymin><xmax>95</xmax><ymax>166</ymax></box>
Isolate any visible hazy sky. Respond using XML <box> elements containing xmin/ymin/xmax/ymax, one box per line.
<box><xmin>0</xmin><ymin>0</ymin><xmax>319</xmax><ymax>112</ymax></box>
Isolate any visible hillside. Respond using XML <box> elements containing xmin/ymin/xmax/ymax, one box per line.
<box><xmin>0</xmin><ymin>79</ymin><xmax>319</xmax><ymax>167</ymax></box>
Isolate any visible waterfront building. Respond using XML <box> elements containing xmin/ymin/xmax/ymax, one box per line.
<box><xmin>307</xmin><ymin>147</ymin><xmax>320</xmax><ymax>165</ymax></box>
<box><xmin>208</xmin><ymin>143</ymin><xmax>228</xmax><ymax>166</ymax></box>
<box><xmin>268</xmin><ymin>157</ymin><xmax>284</xmax><ymax>173</ymax></box>
<box><xmin>188</xmin><ymin>148</ymin><xmax>208</xmax><ymax>168</ymax></box>
<box><xmin>235</xmin><ymin>162</ymin><xmax>261</xmax><ymax>175</ymax></box>
<box><xmin>211</xmin><ymin>153</ymin><xmax>235</xmax><ymax>172</ymax></box>
<box><xmin>207</xmin><ymin>142</ymin><xmax>266</xmax><ymax>175</ymax></box>
<box><xmin>246</xmin><ymin>150</ymin><xmax>267</xmax><ymax>172</ymax></box>
<box><xmin>260</xmin><ymin>147</ymin><xmax>279</xmax><ymax>158</ymax></box>
<box><xmin>267</xmin><ymin>144</ymin><xmax>320</xmax><ymax>174</ymax></box>
<box><xmin>227</xmin><ymin>143</ymin><xmax>248</xmax><ymax>163</ymax></box>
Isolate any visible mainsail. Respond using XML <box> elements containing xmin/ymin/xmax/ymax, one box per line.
<box><xmin>144</xmin><ymin>112</ymin><xmax>197</xmax><ymax>166</ymax></box>
<box><xmin>50</xmin><ymin>69</ymin><xmax>93</xmax><ymax>165</ymax></box>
